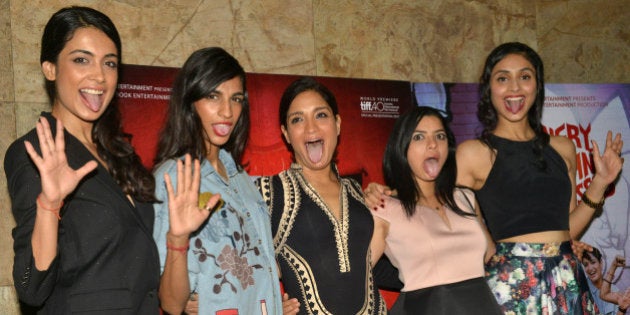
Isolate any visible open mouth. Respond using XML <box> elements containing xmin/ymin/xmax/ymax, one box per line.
<box><xmin>423</xmin><ymin>157</ymin><xmax>440</xmax><ymax>178</ymax></box>
<box><xmin>306</xmin><ymin>139</ymin><xmax>323</xmax><ymax>163</ymax></box>
<box><xmin>504</xmin><ymin>96</ymin><xmax>524</xmax><ymax>114</ymax></box>
<box><xmin>80</xmin><ymin>88</ymin><xmax>104</xmax><ymax>112</ymax></box>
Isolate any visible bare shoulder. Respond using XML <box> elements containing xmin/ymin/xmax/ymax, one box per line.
<box><xmin>456</xmin><ymin>139</ymin><xmax>493</xmax><ymax>189</ymax></box>
<box><xmin>549</xmin><ymin>135</ymin><xmax>576</xmax><ymax>162</ymax></box>
<box><xmin>457</xmin><ymin>138</ymin><xmax>492</xmax><ymax>161</ymax></box>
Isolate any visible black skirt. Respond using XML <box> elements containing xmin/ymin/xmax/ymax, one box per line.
<box><xmin>390</xmin><ymin>277</ymin><xmax>502</xmax><ymax>315</ymax></box>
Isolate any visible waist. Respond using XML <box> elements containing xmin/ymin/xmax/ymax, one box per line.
<box><xmin>497</xmin><ymin>230</ymin><xmax>570</xmax><ymax>243</ymax></box>
<box><xmin>494</xmin><ymin>241</ymin><xmax>573</xmax><ymax>257</ymax></box>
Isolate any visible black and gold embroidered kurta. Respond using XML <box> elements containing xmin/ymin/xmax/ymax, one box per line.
<box><xmin>257</xmin><ymin>164</ymin><xmax>386</xmax><ymax>315</ymax></box>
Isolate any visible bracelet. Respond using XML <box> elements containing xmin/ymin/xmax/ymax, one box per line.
<box><xmin>581</xmin><ymin>193</ymin><xmax>605</xmax><ymax>209</ymax></box>
<box><xmin>619</xmin><ymin>306</ymin><xmax>627</xmax><ymax>313</ymax></box>
<box><xmin>603</xmin><ymin>277</ymin><xmax>613</xmax><ymax>284</ymax></box>
<box><xmin>166</xmin><ymin>240</ymin><xmax>189</xmax><ymax>253</ymax></box>
<box><xmin>36</xmin><ymin>195</ymin><xmax>63</xmax><ymax>220</ymax></box>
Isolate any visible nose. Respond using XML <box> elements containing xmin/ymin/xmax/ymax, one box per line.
<box><xmin>90</xmin><ymin>64</ymin><xmax>106</xmax><ymax>83</ymax></box>
<box><xmin>427</xmin><ymin>136</ymin><xmax>437</xmax><ymax>149</ymax></box>
<box><xmin>218</xmin><ymin>99</ymin><xmax>233</xmax><ymax>118</ymax></box>
<box><xmin>509</xmin><ymin>78</ymin><xmax>520</xmax><ymax>92</ymax></box>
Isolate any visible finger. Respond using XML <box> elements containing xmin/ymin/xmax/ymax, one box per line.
<box><xmin>24</xmin><ymin>141</ymin><xmax>44</xmax><ymax>166</ymax></box>
<box><xmin>164</xmin><ymin>172</ymin><xmax>176</xmax><ymax>201</ymax></box>
<box><xmin>55</xmin><ymin>118</ymin><xmax>65</xmax><ymax>153</ymax></box>
<box><xmin>75</xmin><ymin>160</ymin><xmax>98</xmax><ymax>180</ymax></box>
<box><xmin>183</xmin><ymin>154</ymin><xmax>192</xmax><ymax>191</ymax></box>
<box><xmin>191</xmin><ymin>159</ymin><xmax>201</xmax><ymax>198</ymax></box>
<box><xmin>203</xmin><ymin>193</ymin><xmax>222</xmax><ymax>211</ymax></box>
<box><xmin>34</xmin><ymin>120</ymin><xmax>49</xmax><ymax>157</ymax></box>
<box><xmin>176</xmin><ymin>159</ymin><xmax>184</xmax><ymax>196</ymax></box>
<box><xmin>591</xmin><ymin>140</ymin><xmax>601</xmax><ymax>161</ymax></box>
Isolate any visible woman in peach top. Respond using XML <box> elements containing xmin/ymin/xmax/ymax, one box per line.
<box><xmin>370</xmin><ymin>106</ymin><xmax>501</xmax><ymax>314</ymax></box>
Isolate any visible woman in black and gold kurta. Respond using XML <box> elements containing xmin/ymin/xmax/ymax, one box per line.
<box><xmin>256</xmin><ymin>77</ymin><xmax>387</xmax><ymax>314</ymax></box>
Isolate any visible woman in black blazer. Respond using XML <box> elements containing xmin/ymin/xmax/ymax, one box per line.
<box><xmin>4</xmin><ymin>6</ymin><xmax>160</xmax><ymax>314</ymax></box>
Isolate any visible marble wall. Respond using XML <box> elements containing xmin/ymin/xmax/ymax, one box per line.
<box><xmin>1</xmin><ymin>0</ymin><xmax>628</xmax><ymax>312</ymax></box>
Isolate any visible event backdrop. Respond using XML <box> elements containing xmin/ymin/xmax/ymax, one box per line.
<box><xmin>118</xmin><ymin>64</ymin><xmax>630</xmax><ymax>307</ymax></box>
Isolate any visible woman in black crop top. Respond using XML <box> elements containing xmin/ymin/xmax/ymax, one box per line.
<box><xmin>455</xmin><ymin>42</ymin><xmax>624</xmax><ymax>314</ymax></box>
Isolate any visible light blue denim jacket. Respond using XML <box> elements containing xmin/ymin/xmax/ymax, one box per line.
<box><xmin>153</xmin><ymin>149</ymin><xmax>282</xmax><ymax>314</ymax></box>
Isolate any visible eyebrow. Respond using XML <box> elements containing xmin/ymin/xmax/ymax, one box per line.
<box><xmin>69</xmin><ymin>49</ymin><xmax>119</xmax><ymax>59</ymax></box>
<box><xmin>493</xmin><ymin>67</ymin><xmax>535</xmax><ymax>75</ymax></box>
<box><xmin>287</xmin><ymin>105</ymin><xmax>331</xmax><ymax>118</ymax></box>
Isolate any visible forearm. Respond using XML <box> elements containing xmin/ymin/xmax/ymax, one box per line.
<box><xmin>159</xmin><ymin>233</ymin><xmax>192</xmax><ymax>314</ymax></box>
<box><xmin>569</xmin><ymin>176</ymin><xmax>609</xmax><ymax>238</ymax></box>
<box><xmin>31</xmin><ymin>194</ymin><xmax>64</xmax><ymax>271</ymax></box>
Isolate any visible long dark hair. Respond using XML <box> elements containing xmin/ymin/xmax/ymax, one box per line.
<box><xmin>42</xmin><ymin>6</ymin><xmax>156</xmax><ymax>202</ymax></box>
<box><xmin>383</xmin><ymin>106</ymin><xmax>473</xmax><ymax>218</ymax></box>
<box><xmin>154</xmin><ymin>47</ymin><xmax>249</xmax><ymax>168</ymax></box>
<box><xmin>477</xmin><ymin>42</ymin><xmax>549</xmax><ymax>169</ymax></box>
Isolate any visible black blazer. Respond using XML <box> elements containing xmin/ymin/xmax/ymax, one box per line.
<box><xmin>4</xmin><ymin>113</ymin><xmax>160</xmax><ymax>314</ymax></box>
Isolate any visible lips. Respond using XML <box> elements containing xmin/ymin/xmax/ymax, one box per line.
<box><xmin>504</xmin><ymin>96</ymin><xmax>525</xmax><ymax>114</ymax></box>
<box><xmin>80</xmin><ymin>88</ymin><xmax>104</xmax><ymax>112</ymax></box>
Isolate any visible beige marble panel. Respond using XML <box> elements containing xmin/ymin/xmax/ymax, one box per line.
<box><xmin>314</xmin><ymin>0</ymin><xmax>537</xmax><ymax>83</ymax></box>
<box><xmin>0</xmin><ymin>102</ymin><xmax>16</xmax><ymax>290</ymax></box>
<box><xmin>15</xmin><ymin>102</ymin><xmax>49</xmax><ymax>138</ymax></box>
<box><xmin>0</xmin><ymin>0</ymin><xmax>14</xmax><ymax>103</ymax></box>
<box><xmin>537</xmin><ymin>0</ymin><xmax>630</xmax><ymax>83</ymax></box>
<box><xmin>0</xmin><ymin>285</ymin><xmax>19</xmax><ymax>315</ymax></box>
<box><xmin>143</xmin><ymin>0</ymin><xmax>316</xmax><ymax>74</ymax></box>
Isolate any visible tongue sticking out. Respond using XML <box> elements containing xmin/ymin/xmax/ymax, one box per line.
<box><xmin>213</xmin><ymin>124</ymin><xmax>231</xmax><ymax>137</ymax></box>
<box><xmin>505</xmin><ymin>98</ymin><xmax>523</xmax><ymax>114</ymax></box>
<box><xmin>423</xmin><ymin>158</ymin><xmax>440</xmax><ymax>178</ymax></box>
<box><xmin>81</xmin><ymin>91</ymin><xmax>102</xmax><ymax>112</ymax></box>
<box><xmin>306</xmin><ymin>141</ymin><xmax>323</xmax><ymax>164</ymax></box>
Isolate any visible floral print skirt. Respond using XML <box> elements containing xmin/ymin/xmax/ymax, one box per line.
<box><xmin>485</xmin><ymin>241</ymin><xmax>599</xmax><ymax>315</ymax></box>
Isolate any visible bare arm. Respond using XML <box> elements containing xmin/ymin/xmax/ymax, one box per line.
<box><xmin>370</xmin><ymin>216</ymin><xmax>389</xmax><ymax>267</ymax></box>
<box><xmin>601</xmin><ymin>255</ymin><xmax>626</xmax><ymax>304</ymax></box>
<box><xmin>158</xmin><ymin>155</ymin><xmax>221</xmax><ymax>314</ymax></box>
<box><xmin>558</xmin><ymin>132</ymin><xmax>624</xmax><ymax>238</ymax></box>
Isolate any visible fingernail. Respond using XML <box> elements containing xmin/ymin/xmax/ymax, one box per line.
<box><xmin>380</xmin><ymin>198</ymin><xmax>384</xmax><ymax>203</ymax></box>
<box><xmin>379</xmin><ymin>204</ymin><xmax>384</xmax><ymax>208</ymax></box>
<box><xmin>373</xmin><ymin>207</ymin><xmax>377</xmax><ymax>211</ymax></box>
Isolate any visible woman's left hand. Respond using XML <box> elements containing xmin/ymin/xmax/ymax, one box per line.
<box><xmin>592</xmin><ymin>131</ymin><xmax>624</xmax><ymax>185</ymax></box>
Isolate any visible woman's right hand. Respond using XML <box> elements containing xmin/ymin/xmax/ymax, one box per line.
<box><xmin>363</xmin><ymin>182</ymin><xmax>393</xmax><ymax>210</ymax></box>
<box><xmin>24</xmin><ymin>117</ymin><xmax>97</xmax><ymax>206</ymax></box>
<box><xmin>163</xmin><ymin>154</ymin><xmax>222</xmax><ymax>238</ymax></box>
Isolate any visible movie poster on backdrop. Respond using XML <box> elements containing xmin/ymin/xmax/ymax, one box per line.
<box><xmin>414</xmin><ymin>82</ymin><xmax>630</xmax><ymax>291</ymax></box>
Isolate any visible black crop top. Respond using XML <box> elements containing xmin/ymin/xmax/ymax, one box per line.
<box><xmin>475</xmin><ymin>135</ymin><xmax>571</xmax><ymax>240</ymax></box>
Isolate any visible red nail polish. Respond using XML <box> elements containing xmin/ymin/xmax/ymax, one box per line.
<box><xmin>373</xmin><ymin>207</ymin><xmax>378</xmax><ymax>211</ymax></box>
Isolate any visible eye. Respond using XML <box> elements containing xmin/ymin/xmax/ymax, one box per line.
<box><xmin>411</xmin><ymin>133</ymin><xmax>424</xmax><ymax>141</ymax></box>
<box><xmin>520</xmin><ymin>74</ymin><xmax>532</xmax><ymax>80</ymax></box>
<box><xmin>232</xmin><ymin>95</ymin><xmax>244</xmax><ymax>104</ymax></box>
<box><xmin>316</xmin><ymin>111</ymin><xmax>329</xmax><ymax>119</ymax></box>
<box><xmin>436</xmin><ymin>133</ymin><xmax>447</xmax><ymax>141</ymax></box>
<box><xmin>105</xmin><ymin>60</ymin><xmax>118</xmax><ymax>69</ymax></box>
<box><xmin>496</xmin><ymin>76</ymin><xmax>508</xmax><ymax>83</ymax></box>
<box><xmin>73</xmin><ymin>57</ymin><xmax>88</xmax><ymax>64</ymax></box>
<box><xmin>206</xmin><ymin>93</ymin><xmax>219</xmax><ymax>100</ymax></box>
<box><xmin>289</xmin><ymin>116</ymin><xmax>302</xmax><ymax>124</ymax></box>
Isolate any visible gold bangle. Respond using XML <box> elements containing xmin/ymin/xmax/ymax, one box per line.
<box><xmin>581</xmin><ymin>193</ymin><xmax>605</xmax><ymax>209</ymax></box>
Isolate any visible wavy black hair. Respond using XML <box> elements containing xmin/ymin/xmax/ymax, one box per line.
<box><xmin>477</xmin><ymin>42</ymin><xmax>549</xmax><ymax>169</ymax></box>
